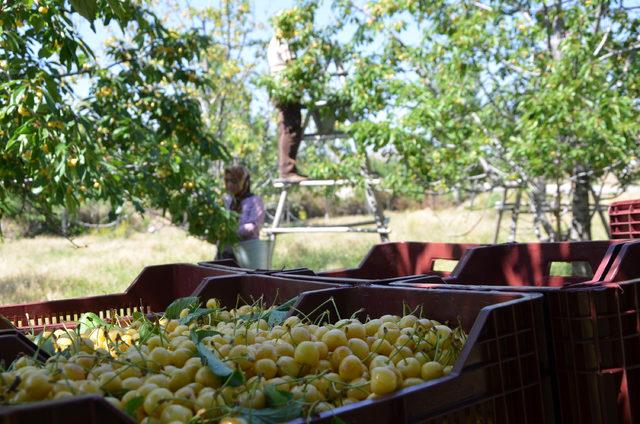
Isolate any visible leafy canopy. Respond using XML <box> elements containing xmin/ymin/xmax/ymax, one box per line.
<box><xmin>266</xmin><ymin>0</ymin><xmax>640</xmax><ymax>239</ymax></box>
<box><xmin>0</xmin><ymin>0</ymin><xmax>236</xmax><ymax>243</ymax></box>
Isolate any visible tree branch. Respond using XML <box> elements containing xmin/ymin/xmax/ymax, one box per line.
<box><xmin>501</xmin><ymin>60</ymin><xmax>541</xmax><ymax>76</ymax></box>
<box><xmin>472</xmin><ymin>2</ymin><xmax>493</xmax><ymax>12</ymax></box>
<box><xmin>54</xmin><ymin>60</ymin><xmax>128</xmax><ymax>78</ymax></box>
<box><xmin>598</xmin><ymin>43</ymin><xmax>640</xmax><ymax>61</ymax></box>
<box><xmin>593</xmin><ymin>25</ymin><xmax>611</xmax><ymax>56</ymax></box>
<box><xmin>541</xmin><ymin>3</ymin><xmax>554</xmax><ymax>54</ymax></box>
<box><xmin>593</xmin><ymin>2</ymin><xmax>608</xmax><ymax>34</ymax></box>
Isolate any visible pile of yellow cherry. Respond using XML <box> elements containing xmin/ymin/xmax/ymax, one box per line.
<box><xmin>0</xmin><ymin>297</ymin><xmax>466</xmax><ymax>423</ymax></box>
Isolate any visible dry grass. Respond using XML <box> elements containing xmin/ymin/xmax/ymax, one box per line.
<box><xmin>273</xmin><ymin>205</ymin><xmax>609</xmax><ymax>270</ymax></box>
<box><xmin>0</xmin><ymin>203</ymin><xmax>610</xmax><ymax>304</ymax></box>
<box><xmin>0</xmin><ymin>226</ymin><xmax>213</xmax><ymax>304</ymax></box>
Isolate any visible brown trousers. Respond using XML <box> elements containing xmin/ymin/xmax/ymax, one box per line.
<box><xmin>277</xmin><ymin>103</ymin><xmax>302</xmax><ymax>176</ymax></box>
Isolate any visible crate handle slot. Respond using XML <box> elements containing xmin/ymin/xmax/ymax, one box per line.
<box><xmin>431</xmin><ymin>259</ymin><xmax>460</xmax><ymax>273</ymax></box>
<box><xmin>548</xmin><ymin>261</ymin><xmax>593</xmax><ymax>278</ymax></box>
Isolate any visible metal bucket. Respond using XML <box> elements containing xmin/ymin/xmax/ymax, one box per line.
<box><xmin>232</xmin><ymin>239</ymin><xmax>275</xmax><ymax>269</ymax></box>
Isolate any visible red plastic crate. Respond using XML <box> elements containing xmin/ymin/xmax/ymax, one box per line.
<box><xmin>198</xmin><ymin>258</ymin><xmax>315</xmax><ymax>276</ymax></box>
<box><xmin>191</xmin><ymin>273</ymin><xmax>344</xmax><ymax>307</ymax></box>
<box><xmin>392</xmin><ymin>278</ymin><xmax>640</xmax><ymax>424</ymax></box>
<box><xmin>0</xmin><ymin>274</ymin><xmax>344</xmax><ymax>359</ymax></box>
<box><xmin>0</xmin><ymin>395</ymin><xmax>132</xmax><ymax>424</ymax></box>
<box><xmin>1</xmin><ymin>284</ymin><xmax>547</xmax><ymax>423</ymax></box>
<box><xmin>0</xmin><ymin>330</ymin><xmax>49</xmax><ymax>364</ymax></box>
<box><xmin>599</xmin><ymin>239</ymin><xmax>640</xmax><ymax>283</ymax></box>
<box><xmin>286</xmin><ymin>285</ymin><xmax>551</xmax><ymax>423</ymax></box>
<box><xmin>450</xmin><ymin>240</ymin><xmax>620</xmax><ymax>287</ymax></box>
<box><xmin>0</xmin><ymin>275</ymin><xmax>345</xmax><ymax>422</ymax></box>
<box><xmin>557</xmin><ymin>240</ymin><xmax>640</xmax><ymax>423</ymax></box>
<box><xmin>0</xmin><ymin>263</ymin><xmax>241</xmax><ymax>331</ymax></box>
<box><xmin>609</xmin><ymin>199</ymin><xmax>640</xmax><ymax>239</ymax></box>
<box><xmin>278</xmin><ymin>242</ymin><xmax>481</xmax><ymax>284</ymax></box>
<box><xmin>545</xmin><ymin>282</ymin><xmax>640</xmax><ymax>424</ymax></box>
<box><xmin>393</xmin><ymin>241</ymin><xmax>640</xmax><ymax>423</ymax></box>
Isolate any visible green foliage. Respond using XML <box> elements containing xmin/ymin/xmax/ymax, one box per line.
<box><xmin>264</xmin><ymin>384</ymin><xmax>293</xmax><ymax>407</ymax></box>
<box><xmin>164</xmin><ymin>296</ymin><xmax>200</xmax><ymax>319</ymax></box>
<box><xmin>4</xmin><ymin>0</ymin><xmax>637</xmax><ymax>244</ymax></box>
<box><xmin>0</xmin><ymin>0</ymin><xmax>236</xmax><ymax>244</ymax></box>
<box><xmin>365</xmin><ymin>2</ymin><xmax>637</xmax><ymax>180</ymax></box>
<box><xmin>178</xmin><ymin>308</ymin><xmax>220</xmax><ymax>326</ymax></box>
<box><xmin>255</xmin><ymin>2</ymin><xmax>372</xmax><ymax>182</ymax></box>
<box><xmin>69</xmin><ymin>0</ymin><xmax>97</xmax><ymax>22</ymax></box>
<box><xmin>259</xmin><ymin>3</ymin><xmax>333</xmax><ymax>106</ymax></box>
<box><xmin>270</xmin><ymin>0</ymin><xmax>640</xmax><ymax>239</ymax></box>
<box><xmin>123</xmin><ymin>395</ymin><xmax>144</xmax><ymax>419</ymax></box>
<box><xmin>190</xmin><ymin>327</ymin><xmax>245</xmax><ymax>387</ymax></box>
<box><xmin>181</xmin><ymin>1</ymin><xmax>278</xmax><ymax>187</ymax></box>
<box><xmin>236</xmin><ymin>401</ymin><xmax>303</xmax><ymax>424</ymax></box>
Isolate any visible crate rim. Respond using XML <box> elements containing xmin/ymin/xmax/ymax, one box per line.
<box><xmin>288</xmin><ymin>284</ymin><xmax>546</xmax><ymax>422</ymax></box>
<box><xmin>0</xmin><ymin>285</ymin><xmax>547</xmax><ymax>423</ymax></box>
<box><xmin>0</xmin><ymin>394</ymin><xmax>135</xmax><ymax>423</ymax></box>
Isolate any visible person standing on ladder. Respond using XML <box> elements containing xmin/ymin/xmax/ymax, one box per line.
<box><xmin>268</xmin><ymin>28</ymin><xmax>307</xmax><ymax>183</ymax></box>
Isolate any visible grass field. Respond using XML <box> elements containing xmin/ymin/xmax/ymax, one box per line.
<box><xmin>0</xmin><ymin>205</ymin><xmax>610</xmax><ymax>304</ymax></box>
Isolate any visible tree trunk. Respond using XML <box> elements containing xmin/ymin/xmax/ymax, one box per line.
<box><xmin>60</xmin><ymin>208</ymin><xmax>69</xmax><ymax>236</ymax></box>
<box><xmin>529</xmin><ymin>178</ymin><xmax>556</xmax><ymax>241</ymax></box>
<box><xmin>570</xmin><ymin>168</ymin><xmax>592</xmax><ymax>241</ymax></box>
<box><xmin>570</xmin><ymin>168</ymin><xmax>592</xmax><ymax>276</ymax></box>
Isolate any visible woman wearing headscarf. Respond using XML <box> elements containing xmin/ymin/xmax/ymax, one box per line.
<box><xmin>217</xmin><ymin>165</ymin><xmax>265</xmax><ymax>260</ymax></box>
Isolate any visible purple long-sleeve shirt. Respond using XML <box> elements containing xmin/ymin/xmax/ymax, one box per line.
<box><xmin>223</xmin><ymin>194</ymin><xmax>265</xmax><ymax>240</ymax></box>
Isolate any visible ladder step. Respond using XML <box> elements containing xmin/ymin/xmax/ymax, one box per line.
<box><xmin>265</xmin><ymin>226</ymin><xmax>390</xmax><ymax>234</ymax></box>
<box><xmin>272</xmin><ymin>219</ymin><xmax>382</xmax><ymax>228</ymax></box>
<box><xmin>302</xmin><ymin>132</ymin><xmax>348</xmax><ymax>142</ymax></box>
<box><xmin>273</xmin><ymin>178</ymin><xmax>380</xmax><ymax>188</ymax></box>
<box><xmin>333</xmin><ymin>219</ymin><xmax>380</xmax><ymax>227</ymax></box>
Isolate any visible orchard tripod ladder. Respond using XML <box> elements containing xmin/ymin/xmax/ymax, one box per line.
<box><xmin>265</xmin><ymin>132</ymin><xmax>390</xmax><ymax>243</ymax></box>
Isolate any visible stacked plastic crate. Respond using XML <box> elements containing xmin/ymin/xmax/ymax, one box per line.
<box><xmin>276</xmin><ymin>240</ymin><xmax>640</xmax><ymax>423</ymax></box>
<box><xmin>1</xmin><ymin>240</ymin><xmax>639</xmax><ymax>423</ymax></box>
